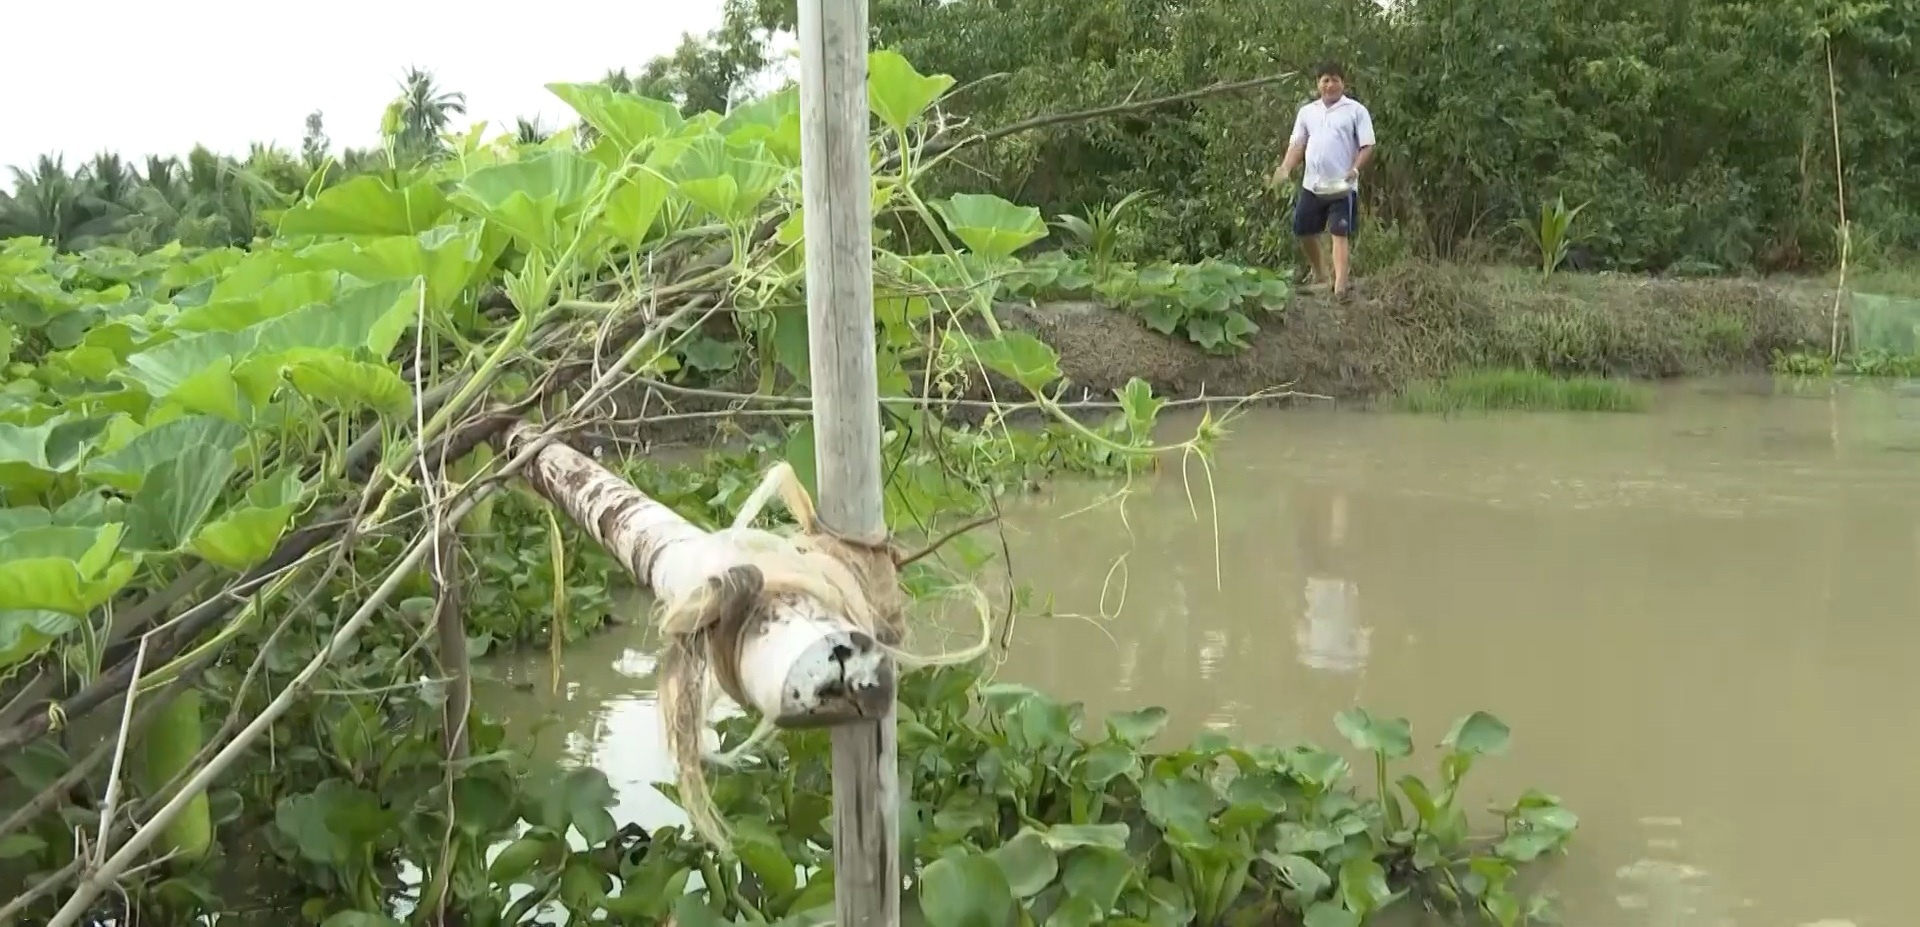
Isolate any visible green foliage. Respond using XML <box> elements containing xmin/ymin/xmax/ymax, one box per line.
<box><xmin>644</xmin><ymin>0</ymin><xmax>1920</xmax><ymax>274</ymax></box>
<box><xmin>0</xmin><ymin>50</ymin><xmax>1230</xmax><ymax>924</ymax></box>
<box><xmin>1052</xmin><ymin>190</ymin><xmax>1151</xmax><ymax>274</ymax></box>
<box><xmin>1395</xmin><ymin>369</ymin><xmax>1652</xmax><ymax>413</ymax></box>
<box><xmin>1771</xmin><ymin>347</ymin><xmax>1838</xmax><ymax>377</ymax></box>
<box><xmin>0</xmin><ymin>51</ymin><xmax>1588</xmax><ymax>927</ymax></box>
<box><xmin>1005</xmin><ymin>252</ymin><xmax>1288</xmax><ymax>353</ymax></box>
<box><xmin>658</xmin><ymin>666</ymin><xmax>1575</xmax><ymax>927</ymax></box>
<box><xmin>1513</xmin><ymin>197</ymin><xmax>1589</xmax><ymax>279</ymax></box>
<box><xmin>1771</xmin><ymin>345</ymin><xmax>1920</xmax><ymax>378</ymax></box>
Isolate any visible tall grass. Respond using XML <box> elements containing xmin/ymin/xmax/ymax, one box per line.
<box><xmin>1394</xmin><ymin>369</ymin><xmax>1652</xmax><ymax>413</ymax></box>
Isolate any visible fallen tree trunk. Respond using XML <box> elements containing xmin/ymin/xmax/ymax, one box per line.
<box><xmin>504</xmin><ymin>425</ymin><xmax>893</xmax><ymax>725</ymax></box>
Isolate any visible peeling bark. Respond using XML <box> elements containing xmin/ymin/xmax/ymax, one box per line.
<box><xmin>506</xmin><ymin>425</ymin><xmax>892</xmax><ymax>725</ymax></box>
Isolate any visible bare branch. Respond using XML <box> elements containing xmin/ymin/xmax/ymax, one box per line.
<box><xmin>918</xmin><ymin>72</ymin><xmax>1299</xmax><ymax>159</ymax></box>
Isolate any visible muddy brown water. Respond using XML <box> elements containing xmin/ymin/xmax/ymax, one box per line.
<box><xmin>485</xmin><ymin>376</ymin><xmax>1920</xmax><ymax>927</ymax></box>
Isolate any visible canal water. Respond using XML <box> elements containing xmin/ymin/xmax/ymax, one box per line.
<box><xmin>487</xmin><ymin>376</ymin><xmax>1920</xmax><ymax>926</ymax></box>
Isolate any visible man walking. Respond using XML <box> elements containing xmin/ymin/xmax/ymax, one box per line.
<box><xmin>1270</xmin><ymin>61</ymin><xmax>1375</xmax><ymax>300</ymax></box>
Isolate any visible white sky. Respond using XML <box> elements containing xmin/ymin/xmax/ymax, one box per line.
<box><xmin>0</xmin><ymin>0</ymin><xmax>731</xmax><ymax>175</ymax></box>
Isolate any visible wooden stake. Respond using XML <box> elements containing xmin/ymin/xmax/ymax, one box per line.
<box><xmin>796</xmin><ymin>0</ymin><xmax>900</xmax><ymax>924</ymax></box>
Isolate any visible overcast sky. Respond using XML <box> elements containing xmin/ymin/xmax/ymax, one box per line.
<box><xmin>1</xmin><ymin>0</ymin><xmax>729</xmax><ymax>175</ymax></box>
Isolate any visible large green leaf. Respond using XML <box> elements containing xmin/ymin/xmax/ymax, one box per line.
<box><xmin>124</xmin><ymin>443</ymin><xmax>238</xmax><ymax>552</ymax></box>
<box><xmin>1336</xmin><ymin>858</ymin><xmax>1396</xmax><ymax>917</ymax></box>
<box><xmin>601</xmin><ymin>166</ymin><xmax>673</xmax><ymax>252</ymax></box>
<box><xmin>252</xmin><ymin>279</ymin><xmax>416</xmax><ymax>359</ymax></box>
<box><xmin>1334</xmin><ymin>708</ymin><xmax>1413</xmax><ymax>759</ymax></box>
<box><xmin>530</xmin><ymin>767</ymin><xmax>619</xmax><ymax>845</ymax></box>
<box><xmin>720</xmin><ymin>88</ymin><xmax>803</xmax><ymax>163</ymax></box>
<box><xmin>190</xmin><ymin>470</ymin><xmax>307</xmax><ymax>570</ymax></box>
<box><xmin>1264</xmin><ymin>854</ymin><xmax>1332</xmax><ymax>900</ymax></box>
<box><xmin>919</xmin><ymin>852</ymin><xmax>1017</xmax><ymax>927</ymax></box>
<box><xmin>172</xmin><ymin>270</ymin><xmax>345</xmax><ymax>333</ymax></box>
<box><xmin>869</xmin><ymin>50</ymin><xmax>956</xmax><ymax>131</ymax></box>
<box><xmin>278</xmin><ymin>175</ymin><xmax>451</xmax><ymax>238</ymax></box>
<box><xmin>1440</xmin><ymin>711</ymin><xmax>1511</xmax><ymax>756</ymax></box>
<box><xmin>547</xmin><ymin>83</ymin><xmax>684</xmax><ymax>153</ymax></box>
<box><xmin>85</xmin><ymin>415</ymin><xmax>249</xmax><ymax>493</ymax></box>
<box><xmin>933</xmin><ymin>194</ymin><xmax>1047</xmax><ymax>258</ymax></box>
<box><xmin>448</xmin><ymin>150</ymin><xmax>607</xmax><ymax>256</ymax></box>
<box><xmin>275</xmin><ymin>779</ymin><xmax>395</xmax><ymax>865</ymax></box>
<box><xmin>0</xmin><ymin>414</ymin><xmax>113</xmax><ymax>493</ymax></box>
<box><xmin>988</xmin><ymin>829</ymin><xmax>1059</xmax><ymax>898</ymax></box>
<box><xmin>1141</xmin><ymin>777</ymin><xmax>1219</xmax><ymax>837</ymax></box>
<box><xmin>732</xmin><ymin>820</ymin><xmax>800</xmax><ymax>901</ymax></box>
<box><xmin>770</xmin><ymin>304</ymin><xmax>811</xmax><ymax>385</ymax></box>
<box><xmin>122</xmin><ymin>280</ymin><xmax>413</xmax><ymax>416</ymax></box>
<box><xmin>0</xmin><ymin>610</ymin><xmax>80</xmax><ymax>669</ymax></box>
<box><xmin>283</xmin><ymin>353</ymin><xmax>413</xmax><ymax>416</ymax></box>
<box><xmin>1303</xmin><ymin>902</ymin><xmax>1360</xmax><ymax>927</ymax></box>
<box><xmin>1106</xmin><ymin>706</ymin><xmax>1169</xmax><ymax>746</ymax></box>
<box><xmin>1045</xmin><ymin>896</ymin><xmax>1100</xmax><ymax>927</ymax></box>
<box><xmin>319</xmin><ymin>914</ymin><xmax>404</xmax><ymax>927</ymax></box>
<box><xmin>0</xmin><ymin>507</ymin><xmax>53</xmax><ymax>533</ymax></box>
<box><xmin>1040</xmin><ymin>823</ymin><xmax>1130</xmax><ymax>851</ymax></box>
<box><xmin>0</xmin><ymin>524</ymin><xmax>139</xmax><ymax>614</ymax></box>
<box><xmin>1079</xmin><ymin>742</ymin><xmax>1139</xmax><ymax>787</ymax></box>
<box><xmin>1115</xmin><ymin>379</ymin><xmax>1167</xmax><ymax>440</ymax></box>
<box><xmin>944</xmin><ymin>330</ymin><xmax>1062</xmax><ymax>392</ymax></box>
<box><xmin>672</xmin><ymin>136</ymin><xmax>785</xmax><ymax>225</ymax></box>
<box><xmin>295</xmin><ymin>223</ymin><xmax>499</xmax><ymax>315</ymax></box>
<box><xmin>117</xmin><ymin>331</ymin><xmax>250</xmax><ymax>420</ymax></box>
<box><xmin>1061</xmin><ymin>846</ymin><xmax>1134</xmax><ymax>911</ymax></box>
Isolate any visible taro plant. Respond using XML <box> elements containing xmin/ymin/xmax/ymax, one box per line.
<box><xmin>1513</xmin><ymin>196</ymin><xmax>1589</xmax><ymax>279</ymax></box>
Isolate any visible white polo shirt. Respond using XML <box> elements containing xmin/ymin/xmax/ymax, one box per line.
<box><xmin>1289</xmin><ymin>95</ymin><xmax>1375</xmax><ymax>194</ymax></box>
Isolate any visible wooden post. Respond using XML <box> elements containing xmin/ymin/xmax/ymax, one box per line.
<box><xmin>796</xmin><ymin>0</ymin><xmax>899</xmax><ymax>925</ymax></box>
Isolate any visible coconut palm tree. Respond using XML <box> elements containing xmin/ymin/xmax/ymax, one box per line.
<box><xmin>515</xmin><ymin>117</ymin><xmax>551</xmax><ymax>145</ymax></box>
<box><xmin>0</xmin><ymin>154</ymin><xmax>125</xmax><ymax>248</ymax></box>
<box><xmin>392</xmin><ymin>67</ymin><xmax>467</xmax><ymax>160</ymax></box>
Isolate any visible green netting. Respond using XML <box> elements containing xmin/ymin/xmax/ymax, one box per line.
<box><xmin>1849</xmin><ymin>290</ymin><xmax>1920</xmax><ymax>356</ymax></box>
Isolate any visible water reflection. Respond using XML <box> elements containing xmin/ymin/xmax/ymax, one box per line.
<box><xmin>486</xmin><ymin>639</ymin><xmax>692</xmax><ymax>831</ymax></box>
<box><xmin>1297</xmin><ymin>489</ymin><xmax>1369</xmax><ymax>674</ymax></box>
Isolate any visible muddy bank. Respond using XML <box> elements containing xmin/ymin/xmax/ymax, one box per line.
<box><xmin>1001</xmin><ymin>263</ymin><xmax>1831</xmax><ymax>402</ymax></box>
<box><xmin>595</xmin><ymin>263</ymin><xmax>1832</xmax><ymax>452</ymax></box>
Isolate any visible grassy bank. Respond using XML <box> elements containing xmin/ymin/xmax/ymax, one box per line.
<box><xmin>1394</xmin><ymin>369</ymin><xmax>1652</xmax><ymax>413</ymax></box>
<box><xmin>1009</xmin><ymin>261</ymin><xmax>1836</xmax><ymax>403</ymax></box>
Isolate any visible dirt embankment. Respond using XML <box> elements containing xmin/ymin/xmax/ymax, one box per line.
<box><xmin>598</xmin><ymin>263</ymin><xmax>1833</xmax><ymax>451</ymax></box>
<box><xmin>1002</xmin><ymin>262</ymin><xmax>1832</xmax><ymax>402</ymax></box>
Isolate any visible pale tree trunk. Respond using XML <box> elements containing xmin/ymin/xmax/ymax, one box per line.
<box><xmin>505</xmin><ymin>425</ymin><xmax>893</xmax><ymax>724</ymax></box>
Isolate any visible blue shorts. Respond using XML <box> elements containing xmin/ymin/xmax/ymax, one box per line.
<box><xmin>1293</xmin><ymin>188</ymin><xmax>1359</xmax><ymax>238</ymax></box>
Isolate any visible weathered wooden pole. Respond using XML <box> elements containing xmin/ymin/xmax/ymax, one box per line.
<box><xmin>795</xmin><ymin>0</ymin><xmax>899</xmax><ymax>923</ymax></box>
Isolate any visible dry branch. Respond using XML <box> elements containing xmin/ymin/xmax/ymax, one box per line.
<box><xmin>917</xmin><ymin>72</ymin><xmax>1299</xmax><ymax>159</ymax></box>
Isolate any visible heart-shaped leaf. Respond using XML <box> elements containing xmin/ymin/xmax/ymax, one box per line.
<box><xmin>933</xmin><ymin>194</ymin><xmax>1047</xmax><ymax>259</ymax></box>
<box><xmin>1334</xmin><ymin>708</ymin><xmax>1413</xmax><ymax>759</ymax></box>
<box><xmin>1441</xmin><ymin>711</ymin><xmax>1511</xmax><ymax>756</ymax></box>
<box><xmin>989</xmin><ymin>829</ymin><xmax>1059</xmax><ymax>897</ymax></box>
<box><xmin>944</xmin><ymin>330</ymin><xmax>1061</xmax><ymax>392</ymax></box>
<box><xmin>868</xmin><ymin>50</ymin><xmax>955</xmax><ymax>131</ymax></box>
<box><xmin>919</xmin><ymin>852</ymin><xmax>1018</xmax><ymax>927</ymax></box>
